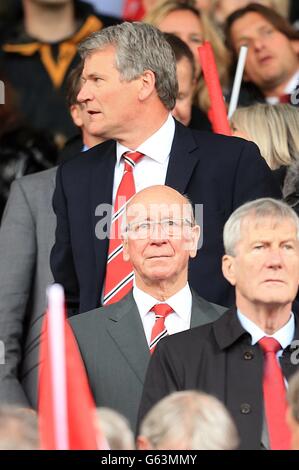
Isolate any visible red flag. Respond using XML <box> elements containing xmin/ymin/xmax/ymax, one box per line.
<box><xmin>38</xmin><ymin>285</ymin><xmax>105</xmax><ymax>450</ymax></box>
<box><xmin>198</xmin><ymin>42</ymin><xmax>231</xmax><ymax>136</ymax></box>
<box><xmin>123</xmin><ymin>0</ymin><xmax>145</xmax><ymax>20</ymax></box>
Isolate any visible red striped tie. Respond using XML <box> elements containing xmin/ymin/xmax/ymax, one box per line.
<box><xmin>150</xmin><ymin>304</ymin><xmax>173</xmax><ymax>354</ymax></box>
<box><xmin>259</xmin><ymin>337</ymin><xmax>291</xmax><ymax>450</ymax></box>
<box><xmin>103</xmin><ymin>151</ymin><xmax>144</xmax><ymax>305</ymax></box>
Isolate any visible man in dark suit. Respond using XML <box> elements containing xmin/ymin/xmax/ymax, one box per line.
<box><xmin>69</xmin><ymin>185</ymin><xmax>225</xmax><ymax>432</ymax></box>
<box><xmin>139</xmin><ymin>198</ymin><xmax>299</xmax><ymax>450</ymax></box>
<box><xmin>51</xmin><ymin>21</ymin><xmax>280</xmax><ymax>315</ymax></box>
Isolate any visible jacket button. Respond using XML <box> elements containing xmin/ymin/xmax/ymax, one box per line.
<box><xmin>240</xmin><ymin>403</ymin><xmax>251</xmax><ymax>414</ymax></box>
<box><xmin>244</xmin><ymin>350</ymin><xmax>254</xmax><ymax>360</ymax></box>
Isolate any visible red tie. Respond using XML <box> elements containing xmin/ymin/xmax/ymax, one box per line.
<box><xmin>259</xmin><ymin>336</ymin><xmax>291</xmax><ymax>450</ymax></box>
<box><xmin>149</xmin><ymin>304</ymin><xmax>173</xmax><ymax>354</ymax></box>
<box><xmin>103</xmin><ymin>151</ymin><xmax>144</xmax><ymax>305</ymax></box>
<box><xmin>279</xmin><ymin>94</ymin><xmax>290</xmax><ymax>103</ymax></box>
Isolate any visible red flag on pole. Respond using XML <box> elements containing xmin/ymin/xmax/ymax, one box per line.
<box><xmin>123</xmin><ymin>0</ymin><xmax>145</xmax><ymax>20</ymax></box>
<box><xmin>38</xmin><ymin>284</ymin><xmax>106</xmax><ymax>450</ymax></box>
<box><xmin>198</xmin><ymin>41</ymin><xmax>231</xmax><ymax>136</ymax></box>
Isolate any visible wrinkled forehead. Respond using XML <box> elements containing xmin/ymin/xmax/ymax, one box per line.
<box><xmin>240</xmin><ymin>215</ymin><xmax>298</xmax><ymax>239</ymax></box>
<box><xmin>125</xmin><ymin>201</ymin><xmax>193</xmax><ymax>222</ymax></box>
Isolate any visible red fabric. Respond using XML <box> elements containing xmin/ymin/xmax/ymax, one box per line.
<box><xmin>259</xmin><ymin>336</ymin><xmax>291</xmax><ymax>450</ymax></box>
<box><xmin>38</xmin><ymin>312</ymin><xmax>100</xmax><ymax>450</ymax></box>
<box><xmin>103</xmin><ymin>151</ymin><xmax>144</xmax><ymax>305</ymax></box>
<box><xmin>123</xmin><ymin>0</ymin><xmax>145</xmax><ymax>20</ymax></box>
<box><xmin>150</xmin><ymin>304</ymin><xmax>173</xmax><ymax>354</ymax></box>
<box><xmin>198</xmin><ymin>42</ymin><xmax>231</xmax><ymax>136</ymax></box>
<box><xmin>279</xmin><ymin>94</ymin><xmax>291</xmax><ymax>103</ymax></box>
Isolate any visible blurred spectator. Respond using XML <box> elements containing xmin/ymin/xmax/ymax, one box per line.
<box><xmin>95</xmin><ymin>408</ymin><xmax>135</xmax><ymax>450</ymax></box>
<box><xmin>0</xmin><ymin>0</ymin><xmax>118</xmax><ymax>142</ymax></box>
<box><xmin>137</xmin><ymin>391</ymin><xmax>239</xmax><ymax>450</ymax></box>
<box><xmin>225</xmin><ymin>3</ymin><xmax>299</xmax><ymax>106</ymax></box>
<box><xmin>230</xmin><ymin>103</ymin><xmax>299</xmax><ymax>212</ymax></box>
<box><xmin>0</xmin><ymin>406</ymin><xmax>39</xmax><ymax>450</ymax></box>
<box><xmin>213</xmin><ymin>0</ymin><xmax>290</xmax><ymax>28</ymax></box>
<box><xmin>164</xmin><ymin>32</ymin><xmax>211</xmax><ymax>130</ymax></box>
<box><xmin>0</xmin><ymin>71</ymin><xmax>58</xmax><ymax>218</ymax></box>
<box><xmin>144</xmin><ymin>0</ymin><xmax>231</xmax><ymax>115</ymax></box>
<box><xmin>287</xmin><ymin>371</ymin><xmax>299</xmax><ymax>450</ymax></box>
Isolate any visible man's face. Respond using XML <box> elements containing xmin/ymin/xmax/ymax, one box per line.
<box><xmin>122</xmin><ymin>188</ymin><xmax>200</xmax><ymax>290</ymax></box>
<box><xmin>222</xmin><ymin>216</ymin><xmax>299</xmax><ymax>310</ymax></box>
<box><xmin>229</xmin><ymin>12</ymin><xmax>299</xmax><ymax>93</ymax></box>
<box><xmin>77</xmin><ymin>47</ymin><xmax>141</xmax><ymax>140</ymax></box>
<box><xmin>157</xmin><ymin>9</ymin><xmax>203</xmax><ymax>76</ymax></box>
<box><xmin>172</xmin><ymin>57</ymin><xmax>195</xmax><ymax>126</ymax></box>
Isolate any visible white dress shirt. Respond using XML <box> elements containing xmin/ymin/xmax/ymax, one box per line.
<box><xmin>113</xmin><ymin>114</ymin><xmax>175</xmax><ymax>204</ymax></box>
<box><xmin>133</xmin><ymin>283</ymin><xmax>192</xmax><ymax>347</ymax></box>
<box><xmin>237</xmin><ymin>310</ymin><xmax>295</xmax><ymax>361</ymax></box>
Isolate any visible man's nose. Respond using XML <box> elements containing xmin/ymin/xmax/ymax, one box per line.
<box><xmin>149</xmin><ymin>222</ymin><xmax>168</xmax><ymax>243</ymax></box>
<box><xmin>77</xmin><ymin>82</ymin><xmax>91</xmax><ymax>103</ymax></box>
<box><xmin>266</xmin><ymin>249</ymin><xmax>283</xmax><ymax>268</ymax></box>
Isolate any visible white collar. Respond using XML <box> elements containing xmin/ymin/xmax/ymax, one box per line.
<box><xmin>237</xmin><ymin>309</ymin><xmax>295</xmax><ymax>349</ymax></box>
<box><xmin>133</xmin><ymin>283</ymin><xmax>192</xmax><ymax>321</ymax></box>
<box><xmin>116</xmin><ymin>114</ymin><xmax>175</xmax><ymax>165</ymax></box>
<box><xmin>266</xmin><ymin>69</ymin><xmax>299</xmax><ymax>104</ymax></box>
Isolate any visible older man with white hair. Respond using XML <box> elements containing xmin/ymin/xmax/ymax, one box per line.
<box><xmin>139</xmin><ymin>197</ymin><xmax>299</xmax><ymax>450</ymax></box>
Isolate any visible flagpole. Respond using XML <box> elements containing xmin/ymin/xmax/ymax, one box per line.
<box><xmin>228</xmin><ymin>46</ymin><xmax>248</xmax><ymax>119</ymax></box>
<box><xmin>47</xmin><ymin>284</ymin><xmax>69</xmax><ymax>450</ymax></box>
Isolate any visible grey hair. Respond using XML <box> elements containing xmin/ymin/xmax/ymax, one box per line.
<box><xmin>288</xmin><ymin>371</ymin><xmax>299</xmax><ymax>424</ymax></box>
<box><xmin>224</xmin><ymin>198</ymin><xmax>299</xmax><ymax>256</ymax></box>
<box><xmin>78</xmin><ymin>21</ymin><xmax>178</xmax><ymax>110</ymax></box>
<box><xmin>0</xmin><ymin>406</ymin><xmax>39</xmax><ymax>450</ymax></box>
<box><xmin>95</xmin><ymin>408</ymin><xmax>135</xmax><ymax>450</ymax></box>
<box><xmin>139</xmin><ymin>391</ymin><xmax>239</xmax><ymax>450</ymax></box>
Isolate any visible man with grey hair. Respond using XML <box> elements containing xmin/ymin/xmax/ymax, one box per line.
<box><xmin>138</xmin><ymin>198</ymin><xmax>299</xmax><ymax>450</ymax></box>
<box><xmin>287</xmin><ymin>371</ymin><xmax>299</xmax><ymax>450</ymax></box>
<box><xmin>137</xmin><ymin>390</ymin><xmax>239</xmax><ymax>450</ymax></box>
<box><xmin>51</xmin><ymin>21</ymin><xmax>280</xmax><ymax>315</ymax></box>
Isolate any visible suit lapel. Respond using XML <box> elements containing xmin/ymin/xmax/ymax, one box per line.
<box><xmin>92</xmin><ymin>141</ymin><xmax>117</xmax><ymax>295</ymax></box>
<box><xmin>106</xmin><ymin>293</ymin><xmax>150</xmax><ymax>384</ymax></box>
<box><xmin>165</xmin><ymin>121</ymin><xmax>200</xmax><ymax>194</ymax></box>
<box><xmin>190</xmin><ymin>291</ymin><xmax>217</xmax><ymax>328</ymax></box>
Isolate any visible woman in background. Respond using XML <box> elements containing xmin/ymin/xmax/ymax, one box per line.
<box><xmin>144</xmin><ymin>0</ymin><xmax>231</xmax><ymax>117</ymax></box>
<box><xmin>231</xmin><ymin>103</ymin><xmax>299</xmax><ymax>213</ymax></box>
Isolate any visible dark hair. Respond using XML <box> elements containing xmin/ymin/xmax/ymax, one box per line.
<box><xmin>225</xmin><ymin>2</ymin><xmax>299</xmax><ymax>56</ymax></box>
<box><xmin>163</xmin><ymin>32</ymin><xmax>196</xmax><ymax>80</ymax></box>
<box><xmin>66</xmin><ymin>61</ymin><xmax>84</xmax><ymax>108</ymax></box>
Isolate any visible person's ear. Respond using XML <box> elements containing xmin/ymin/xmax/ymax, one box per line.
<box><xmin>70</xmin><ymin>104</ymin><xmax>83</xmax><ymax>128</ymax></box>
<box><xmin>222</xmin><ymin>254</ymin><xmax>237</xmax><ymax>286</ymax></box>
<box><xmin>122</xmin><ymin>233</ymin><xmax>130</xmax><ymax>262</ymax></box>
<box><xmin>138</xmin><ymin>70</ymin><xmax>156</xmax><ymax>101</ymax></box>
<box><xmin>136</xmin><ymin>435</ymin><xmax>152</xmax><ymax>450</ymax></box>
<box><xmin>189</xmin><ymin>225</ymin><xmax>200</xmax><ymax>258</ymax></box>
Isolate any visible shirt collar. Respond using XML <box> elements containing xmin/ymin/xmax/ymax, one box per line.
<box><xmin>265</xmin><ymin>69</ymin><xmax>299</xmax><ymax>104</ymax></box>
<box><xmin>133</xmin><ymin>283</ymin><xmax>192</xmax><ymax>322</ymax></box>
<box><xmin>237</xmin><ymin>309</ymin><xmax>295</xmax><ymax>349</ymax></box>
<box><xmin>116</xmin><ymin>114</ymin><xmax>175</xmax><ymax>165</ymax></box>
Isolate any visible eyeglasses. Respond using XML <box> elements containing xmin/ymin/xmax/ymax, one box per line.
<box><xmin>126</xmin><ymin>218</ymin><xmax>194</xmax><ymax>239</ymax></box>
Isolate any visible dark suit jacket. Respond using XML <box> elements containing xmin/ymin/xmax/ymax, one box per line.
<box><xmin>138</xmin><ymin>308</ymin><xmax>299</xmax><ymax>450</ymax></box>
<box><xmin>51</xmin><ymin>121</ymin><xmax>281</xmax><ymax>314</ymax></box>
<box><xmin>69</xmin><ymin>289</ymin><xmax>226</xmax><ymax>432</ymax></box>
